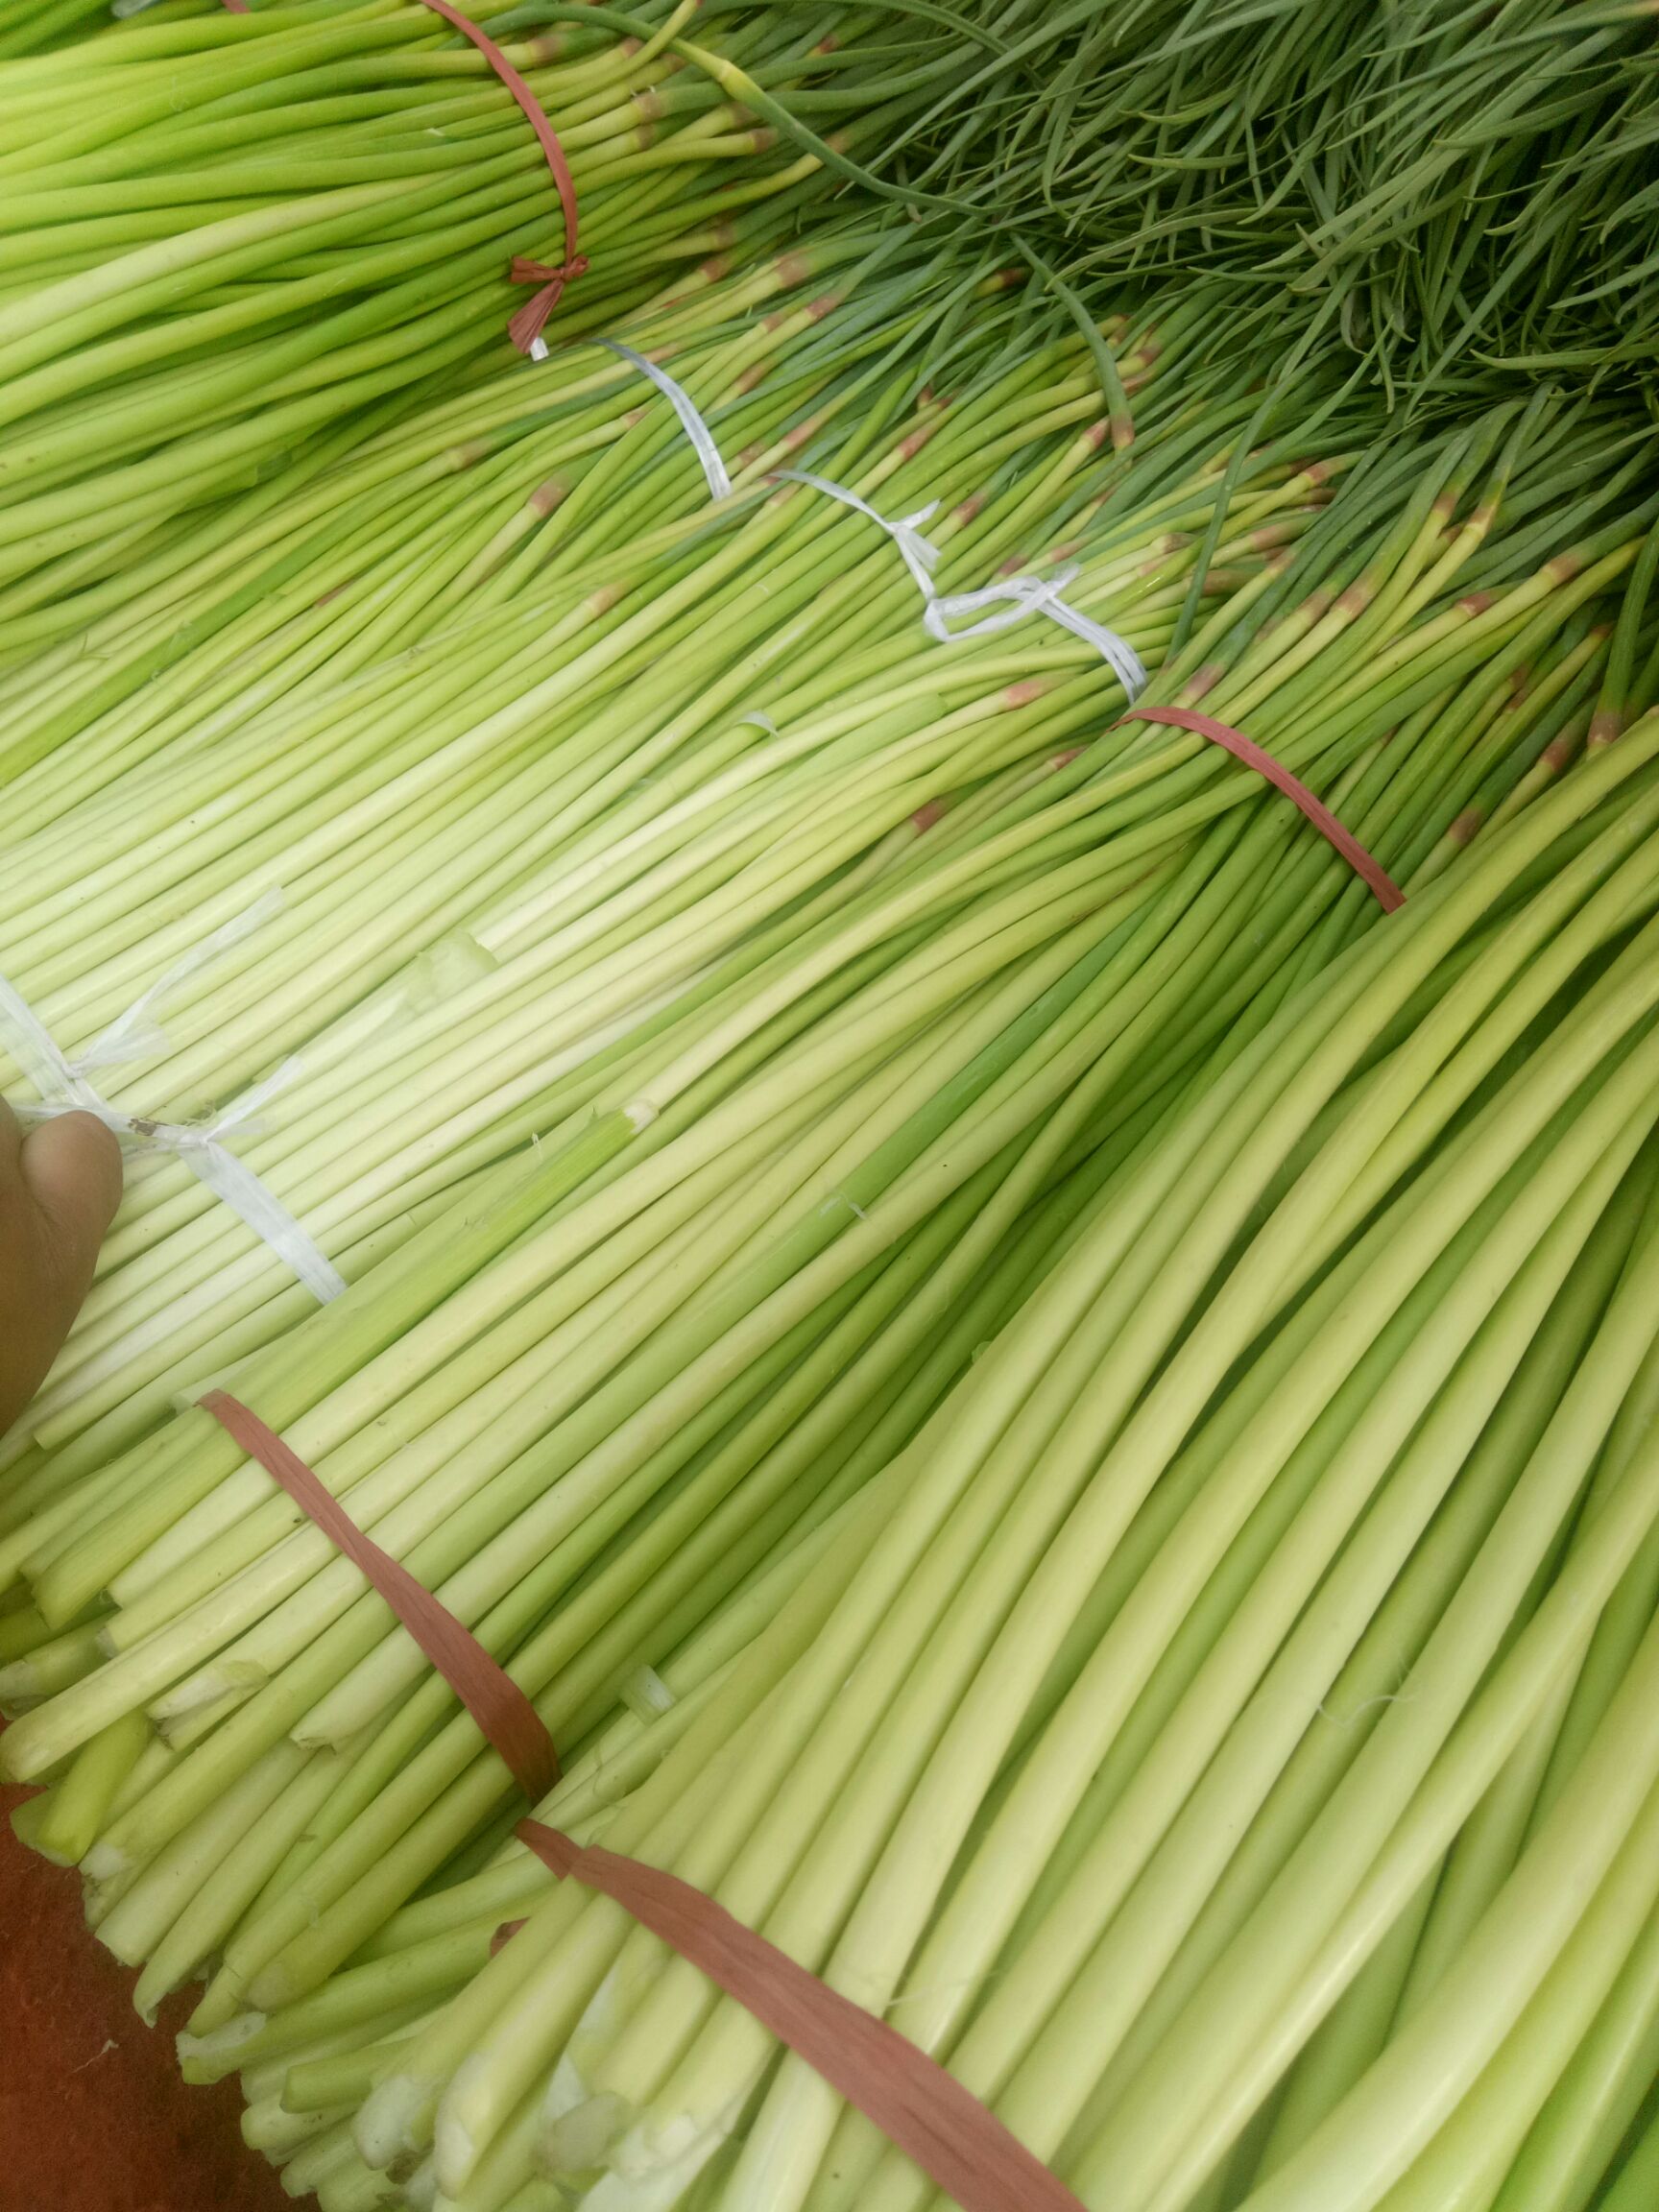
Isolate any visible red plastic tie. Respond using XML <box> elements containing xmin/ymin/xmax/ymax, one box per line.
<box><xmin>219</xmin><ymin>0</ymin><xmax>584</xmax><ymax>350</ymax></box>
<box><xmin>1118</xmin><ymin>704</ymin><xmax>1405</xmax><ymax>911</ymax></box>
<box><xmin>201</xmin><ymin>1392</ymin><xmax>559</xmax><ymax>1804</ymax></box>
<box><xmin>517</xmin><ymin>1818</ymin><xmax>1089</xmax><ymax>2212</ymax></box>
<box><xmin>416</xmin><ymin>0</ymin><xmax>586</xmax><ymax>354</ymax></box>
<box><xmin>509</xmin><ymin>251</ymin><xmax>592</xmax><ymax>356</ymax></box>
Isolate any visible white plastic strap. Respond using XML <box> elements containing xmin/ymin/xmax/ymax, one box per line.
<box><xmin>76</xmin><ymin>887</ymin><xmax>285</xmax><ymax>1072</ymax></box>
<box><xmin>926</xmin><ymin>567</ymin><xmax>1148</xmax><ymax>700</ymax></box>
<box><xmin>1036</xmin><ymin>589</ymin><xmax>1149</xmax><ymax>700</ymax></box>
<box><xmin>775</xmin><ymin>469</ymin><xmax>1146</xmax><ymax>700</ymax></box>
<box><xmin>600</xmin><ymin>341</ymin><xmax>733</xmax><ymax>501</ymax></box>
<box><xmin>18</xmin><ymin>1067</ymin><xmax>346</xmax><ymax>1308</ymax></box>
<box><xmin>772</xmin><ymin>469</ymin><xmax>942</xmax><ymax>599</ymax></box>
<box><xmin>0</xmin><ymin>901</ymin><xmax>346</xmax><ymax>1306</ymax></box>
<box><xmin>170</xmin><ymin>1063</ymin><xmax>346</xmax><ymax>1307</ymax></box>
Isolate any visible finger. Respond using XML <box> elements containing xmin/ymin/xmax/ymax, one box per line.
<box><xmin>0</xmin><ymin>1109</ymin><xmax>122</xmax><ymax>1435</ymax></box>
<box><xmin>19</xmin><ymin>1111</ymin><xmax>124</xmax><ymax>1319</ymax></box>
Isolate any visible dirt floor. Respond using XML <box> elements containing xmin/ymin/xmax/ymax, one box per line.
<box><xmin>1</xmin><ymin>1778</ymin><xmax>293</xmax><ymax>2212</ymax></box>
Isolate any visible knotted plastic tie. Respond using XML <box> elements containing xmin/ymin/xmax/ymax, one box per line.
<box><xmin>407</xmin><ymin>0</ymin><xmax>589</xmax><ymax>357</ymax></box>
<box><xmin>926</xmin><ymin>565</ymin><xmax>1148</xmax><ymax>699</ymax></box>
<box><xmin>514</xmin><ymin>250</ymin><xmax>592</xmax><ymax>361</ymax></box>
<box><xmin>773</xmin><ymin>469</ymin><xmax>1148</xmax><ymax>700</ymax></box>
<box><xmin>210</xmin><ymin>0</ymin><xmax>587</xmax><ymax>352</ymax></box>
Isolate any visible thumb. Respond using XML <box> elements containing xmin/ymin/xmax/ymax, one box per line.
<box><xmin>19</xmin><ymin>1111</ymin><xmax>125</xmax><ymax>1312</ymax></box>
<box><xmin>0</xmin><ymin>1109</ymin><xmax>124</xmax><ymax>1435</ymax></box>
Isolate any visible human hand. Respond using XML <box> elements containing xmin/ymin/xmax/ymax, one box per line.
<box><xmin>0</xmin><ymin>1102</ymin><xmax>123</xmax><ymax>1438</ymax></box>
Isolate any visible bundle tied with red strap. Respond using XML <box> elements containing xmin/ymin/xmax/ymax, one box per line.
<box><xmin>218</xmin><ymin>0</ymin><xmax>587</xmax><ymax>351</ymax></box>
<box><xmin>200</xmin><ymin>1393</ymin><xmax>1087</xmax><ymax>2212</ymax></box>
<box><xmin>188</xmin><ymin>696</ymin><xmax>1399</xmax><ymax>2212</ymax></box>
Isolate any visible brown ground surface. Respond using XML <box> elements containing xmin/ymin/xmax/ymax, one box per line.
<box><xmin>1</xmin><ymin>1777</ymin><xmax>295</xmax><ymax>2212</ymax></box>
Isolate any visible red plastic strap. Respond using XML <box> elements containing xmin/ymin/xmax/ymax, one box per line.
<box><xmin>508</xmin><ymin>250</ymin><xmax>592</xmax><ymax>355</ymax></box>
<box><xmin>1118</xmin><ymin>704</ymin><xmax>1405</xmax><ymax>911</ymax></box>
<box><xmin>218</xmin><ymin>0</ymin><xmax>584</xmax><ymax>351</ymax></box>
<box><xmin>517</xmin><ymin>1818</ymin><xmax>1089</xmax><ymax>2212</ymax></box>
<box><xmin>200</xmin><ymin>1392</ymin><xmax>559</xmax><ymax>1804</ymax></box>
<box><xmin>416</xmin><ymin>0</ymin><xmax>587</xmax><ymax>355</ymax></box>
<box><xmin>194</xmin><ymin>1382</ymin><xmax>1074</xmax><ymax>2202</ymax></box>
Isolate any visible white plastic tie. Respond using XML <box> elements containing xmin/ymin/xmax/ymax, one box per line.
<box><xmin>168</xmin><ymin>1060</ymin><xmax>346</xmax><ymax>1307</ymax></box>
<box><xmin>772</xmin><ymin>469</ymin><xmax>942</xmax><ymax>600</ymax></box>
<box><xmin>774</xmin><ymin>470</ymin><xmax>1146</xmax><ymax>700</ymax></box>
<box><xmin>926</xmin><ymin>566</ymin><xmax>1148</xmax><ymax>699</ymax></box>
<box><xmin>1030</xmin><ymin>583</ymin><xmax>1148</xmax><ymax>700</ymax></box>
<box><xmin>0</xmin><ymin>898</ymin><xmax>346</xmax><ymax>1305</ymax></box>
<box><xmin>600</xmin><ymin>341</ymin><xmax>733</xmax><ymax>501</ymax></box>
<box><xmin>76</xmin><ymin>887</ymin><xmax>285</xmax><ymax>1071</ymax></box>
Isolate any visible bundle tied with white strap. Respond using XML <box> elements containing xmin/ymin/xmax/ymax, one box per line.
<box><xmin>558</xmin><ymin>341</ymin><xmax>1147</xmax><ymax>698</ymax></box>
<box><xmin>0</xmin><ymin>892</ymin><xmax>346</xmax><ymax>1306</ymax></box>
